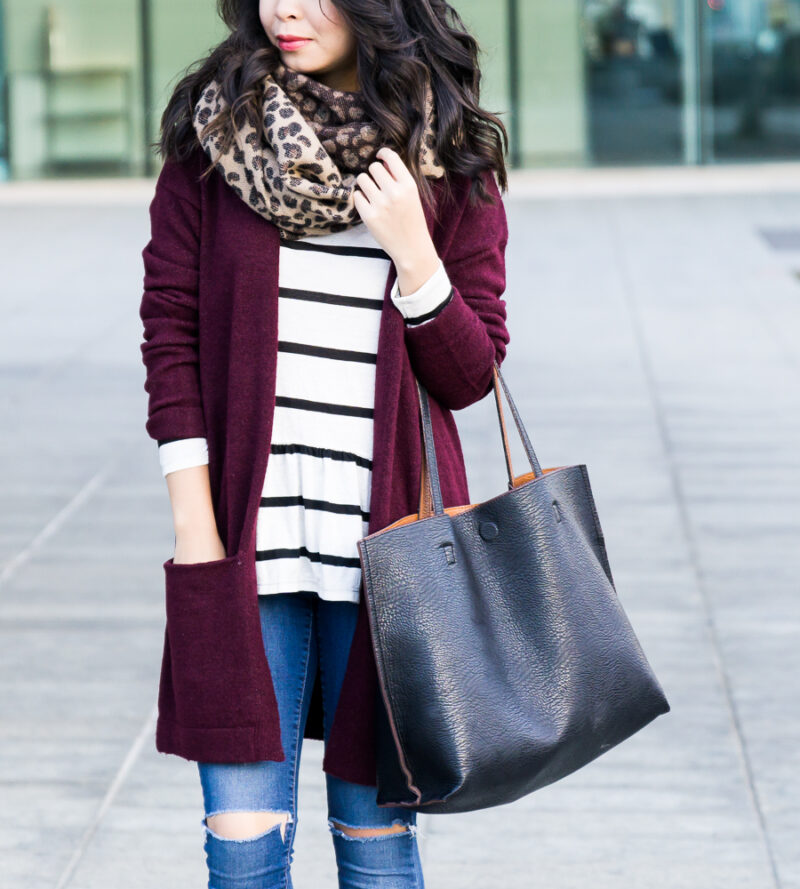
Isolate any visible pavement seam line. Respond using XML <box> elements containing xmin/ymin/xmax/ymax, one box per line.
<box><xmin>608</xmin><ymin>204</ymin><xmax>783</xmax><ymax>889</ymax></box>
<box><xmin>54</xmin><ymin>704</ymin><xmax>159</xmax><ymax>889</ymax></box>
<box><xmin>0</xmin><ymin>458</ymin><xmax>117</xmax><ymax>589</ymax></box>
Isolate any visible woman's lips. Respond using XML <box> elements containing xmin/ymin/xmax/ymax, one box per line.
<box><xmin>277</xmin><ymin>36</ymin><xmax>311</xmax><ymax>51</ymax></box>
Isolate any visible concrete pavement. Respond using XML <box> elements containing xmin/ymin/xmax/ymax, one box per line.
<box><xmin>1</xmin><ymin>168</ymin><xmax>798</xmax><ymax>888</ymax></box>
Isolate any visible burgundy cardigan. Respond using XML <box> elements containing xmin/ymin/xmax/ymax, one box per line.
<box><xmin>139</xmin><ymin>144</ymin><xmax>510</xmax><ymax>787</ymax></box>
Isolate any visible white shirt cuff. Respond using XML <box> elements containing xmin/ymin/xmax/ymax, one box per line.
<box><xmin>390</xmin><ymin>260</ymin><xmax>452</xmax><ymax>326</ymax></box>
<box><xmin>158</xmin><ymin>438</ymin><xmax>209</xmax><ymax>477</ymax></box>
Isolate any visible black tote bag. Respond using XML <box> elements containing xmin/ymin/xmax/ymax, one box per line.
<box><xmin>356</xmin><ymin>360</ymin><xmax>670</xmax><ymax>814</ymax></box>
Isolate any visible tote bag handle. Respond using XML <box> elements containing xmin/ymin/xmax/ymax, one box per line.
<box><xmin>416</xmin><ymin>360</ymin><xmax>544</xmax><ymax>521</ymax></box>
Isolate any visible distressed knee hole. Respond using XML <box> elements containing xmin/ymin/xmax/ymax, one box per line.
<box><xmin>328</xmin><ymin>818</ymin><xmax>416</xmax><ymax>841</ymax></box>
<box><xmin>205</xmin><ymin>810</ymin><xmax>292</xmax><ymax>843</ymax></box>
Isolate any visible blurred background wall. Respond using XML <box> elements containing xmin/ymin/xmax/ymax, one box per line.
<box><xmin>0</xmin><ymin>0</ymin><xmax>798</xmax><ymax>181</ymax></box>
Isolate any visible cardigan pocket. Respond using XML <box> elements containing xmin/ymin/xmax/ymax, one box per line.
<box><xmin>160</xmin><ymin>551</ymin><xmax>275</xmax><ymax>750</ymax></box>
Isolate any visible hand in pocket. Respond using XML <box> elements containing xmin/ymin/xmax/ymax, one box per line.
<box><xmin>173</xmin><ymin>528</ymin><xmax>227</xmax><ymax>566</ymax></box>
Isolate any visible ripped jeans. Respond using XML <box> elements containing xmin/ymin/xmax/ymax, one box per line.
<box><xmin>197</xmin><ymin>591</ymin><xmax>425</xmax><ymax>889</ymax></box>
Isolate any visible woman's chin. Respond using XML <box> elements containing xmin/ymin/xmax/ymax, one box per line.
<box><xmin>280</xmin><ymin>56</ymin><xmax>317</xmax><ymax>74</ymax></box>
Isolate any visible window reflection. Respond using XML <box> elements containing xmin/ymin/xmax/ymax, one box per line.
<box><xmin>706</xmin><ymin>0</ymin><xmax>800</xmax><ymax>160</ymax></box>
<box><xmin>582</xmin><ymin>0</ymin><xmax>684</xmax><ymax>165</ymax></box>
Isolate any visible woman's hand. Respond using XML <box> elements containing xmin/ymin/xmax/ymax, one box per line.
<box><xmin>173</xmin><ymin>527</ymin><xmax>227</xmax><ymax>565</ymax></box>
<box><xmin>165</xmin><ymin>464</ymin><xmax>227</xmax><ymax>565</ymax></box>
<box><xmin>353</xmin><ymin>147</ymin><xmax>440</xmax><ymax>296</ymax></box>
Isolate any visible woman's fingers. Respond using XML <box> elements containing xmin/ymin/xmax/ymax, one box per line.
<box><xmin>376</xmin><ymin>147</ymin><xmax>413</xmax><ymax>184</ymax></box>
<box><xmin>368</xmin><ymin>159</ymin><xmax>396</xmax><ymax>190</ymax></box>
<box><xmin>356</xmin><ymin>160</ymin><xmax>395</xmax><ymax>204</ymax></box>
<box><xmin>355</xmin><ymin>171</ymin><xmax>380</xmax><ymax>202</ymax></box>
<box><xmin>352</xmin><ymin>146</ymin><xmax>427</xmax><ymax>259</ymax></box>
<box><xmin>355</xmin><ymin>149</ymin><xmax>411</xmax><ymax>208</ymax></box>
<box><xmin>353</xmin><ymin>187</ymin><xmax>371</xmax><ymax>217</ymax></box>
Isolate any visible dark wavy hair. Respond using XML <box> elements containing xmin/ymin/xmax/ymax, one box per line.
<box><xmin>154</xmin><ymin>0</ymin><xmax>508</xmax><ymax>209</ymax></box>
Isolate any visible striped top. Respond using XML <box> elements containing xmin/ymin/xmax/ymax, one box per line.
<box><xmin>158</xmin><ymin>222</ymin><xmax>453</xmax><ymax>604</ymax></box>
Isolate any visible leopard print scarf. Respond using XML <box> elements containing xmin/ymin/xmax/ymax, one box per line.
<box><xmin>192</xmin><ymin>62</ymin><xmax>445</xmax><ymax>240</ymax></box>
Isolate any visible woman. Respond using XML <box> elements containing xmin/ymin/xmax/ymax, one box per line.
<box><xmin>139</xmin><ymin>0</ymin><xmax>510</xmax><ymax>885</ymax></box>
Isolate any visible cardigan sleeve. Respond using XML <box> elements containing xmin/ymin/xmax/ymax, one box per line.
<box><xmin>403</xmin><ymin>168</ymin><xmax>510</xmax><ymax>411</ymax></box>
<box><xmin>139</xmin><ymin>155</ymin><xmax>208</xmax><ymax>444</ymax></box>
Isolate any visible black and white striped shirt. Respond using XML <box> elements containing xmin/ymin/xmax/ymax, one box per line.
<box><xmin>158</xmin><ymin>222</ymin><xmax>452</xmax><ymax>603</ymax></box>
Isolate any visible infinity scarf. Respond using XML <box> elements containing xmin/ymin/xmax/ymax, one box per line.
<box><xmin>192</xmin><ymin>62</ymin><xmax>445</xmax><ymax>240</ymax></box>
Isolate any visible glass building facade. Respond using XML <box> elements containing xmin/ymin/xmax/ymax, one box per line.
<box><xmin>1</xmin><ymin>0</ymin><xmax>798</xmax><ymax>181</ymax></box>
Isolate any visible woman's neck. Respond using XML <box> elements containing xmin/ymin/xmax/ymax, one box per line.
<box><xmin>313</xmin><ymin>57</ymin><xmax>360</xmax><ymax>92</ymax></box>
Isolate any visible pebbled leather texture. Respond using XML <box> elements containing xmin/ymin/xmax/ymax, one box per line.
<box><xmin>357</xmin><ymin>361</ymin><xmax>671</xmax><ymax>814</ymax></box>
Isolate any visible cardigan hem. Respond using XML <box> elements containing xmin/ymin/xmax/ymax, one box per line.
<box><xmin>321</xmin><ymin>752</ymin><xmax>378</xmax><ymax>789</ymax></box>
<box><xmin>155</xmin><ymin>716</ymin><xmax>286</xmax><ymax>764</ymax></box>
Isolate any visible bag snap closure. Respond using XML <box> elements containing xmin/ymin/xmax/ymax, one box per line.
<box><xmin>479</xmin><ymin>521</ymin><xmax>499</xmax><ymax>541</ymax></box>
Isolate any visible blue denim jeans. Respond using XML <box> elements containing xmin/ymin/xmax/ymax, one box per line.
<box><xmin>197</xmin><ymin>591</ymin><xmax>425</xmax><ymax>889</ymax></box>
